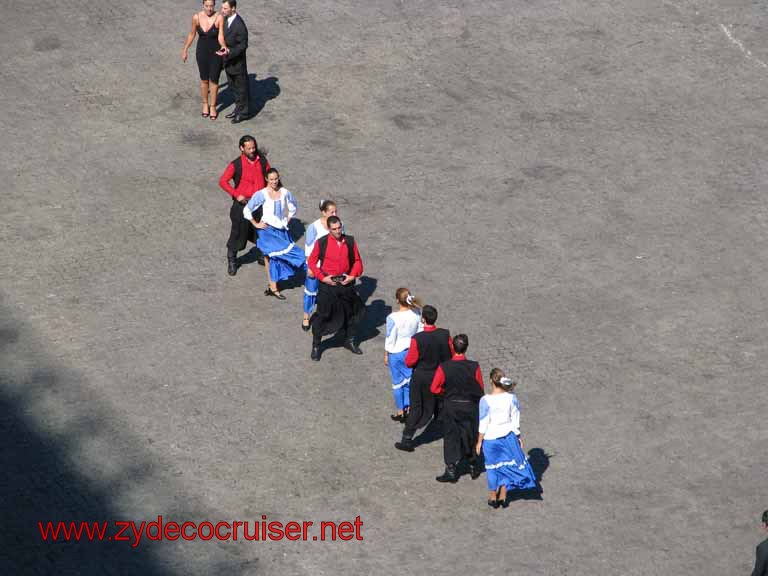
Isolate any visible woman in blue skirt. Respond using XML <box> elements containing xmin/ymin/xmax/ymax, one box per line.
<box><xmin>384</xmin><ymin>287</ymin><xmax>422</xmax><ymax>422</ymax></box>
<box><xmin>243</xmin><ymin>168</ymin><xmax>306</xmax><ymax>300</ymax></box>
<box><xmin>476</xmin><ymin>368</ymin><xmax>538</xmax><ymax>509</ymax></box>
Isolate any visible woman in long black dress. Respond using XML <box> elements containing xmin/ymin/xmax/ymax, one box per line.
<box><xmin>181</xmin><ymin>0</ymin><xmax>226</xmax><ymax>120</ymax></box>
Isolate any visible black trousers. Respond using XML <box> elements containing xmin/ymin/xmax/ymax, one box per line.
<box><xmin>442</xmin><ymin>399</ymin><xmax>479</xmax><ymax>465</ymax></box>
<box><xmin>311</xmin><ymin>282</ymin><xmax>363</xmax><ymax>346</ymax></box>
<box><xmin>402</xmin><ymin>370</ymin><xmax>439</xmax><ymax>440</ymax></box>
<box><xmin>226</xmin><ymin>70</ymin><xmax>250</xmax><ymax>116</ymax></box>
<box><xmin>226</xmin><ymin>199</ymin><xmax>260</xmax><ymax>258</ymax></box>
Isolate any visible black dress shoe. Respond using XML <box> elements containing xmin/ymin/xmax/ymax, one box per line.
<box><xmin>227</xmin><ymin>259</ymin><xmax>237</xmax><ymax>276</ymax></box>
<box><xmin>302</xmin><ymin>320</ymin><xmax>311</xmax><ymax>332</ymax></box>
<box><xmin>310</xmin><ymin>346</ymin><xmax>321</xmax><ymax>361</ymax></box>
<box><xmin>436</xmin><ymin>464</ymin><xmax>459</xmax><ymax>483</ymax></box>
<box><xmin>499</xmin><ymin>498</ymin><xmax>509</xmax><ymax>509</ymax></box>
<box><xmin>390</xmin><ymin>413</ymin><xmax>404</xmax><ymax>422</ymax></box>
<box><xmin>487</xmin><ymin>499</ymin><xmax>500</xmax><ymax>509</ymax></box>
<box><xmin>265</xmin><ymin>287</ymin><xmax>286</xmax><ymax>300</ymax></box>
<box><xmin>225</xmin><ymin>109</ymin><xmax>238</xmax><ymax>119</ymax></box>
<box><xmin>394</xmin><ymin>438</ymin><xmax>415</xmax><ymax>452</ymax></box>
<box><xmin>343</xmin><ymin>339</ymin><xmax>363</xmax><ymax>355</ymax></box>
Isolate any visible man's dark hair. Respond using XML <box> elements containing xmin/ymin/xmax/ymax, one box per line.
<box><xmin>223</xmin><ymin>0</ymin><xmax>236</xmax><ymax>8</ymax></box>
<box><xmin>421</xmin><ymin>305</ymin><xmax>437</xmax><ymax>326</ymax></box>
<box><xmin>763</xmin><ymin>510</ymin><xmax>768</xmax><ymax>526</ymax></box>
<box><xmin>239</xmin><ymin>134</ymin><xmax>255</xmax><ymax>149</ymax></box>
<box><xmin>453</xmin><ymin>334</ymin><xmax>469</xmax><ymax>354</ymax></box>
<box><xmin>327</xmin><ymin>215</ymin><xmax>342</xmax><ymax>228</ymax></box>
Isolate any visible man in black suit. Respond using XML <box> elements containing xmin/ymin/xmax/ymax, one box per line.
<box><xmin>219</xmin><ymin>0</ymin><xmax>249</xmax><ymax>123</ymax></box>
<box><xmin>752</xmin><ymin>510</ymin><xmax>768</xmax><ymax>576</ymax></box>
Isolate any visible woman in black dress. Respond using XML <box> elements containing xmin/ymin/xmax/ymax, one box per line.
<box><xmin>181</xmin><ymin>0</ymin><xmax>226</xmax><ymax>120</ymax></box>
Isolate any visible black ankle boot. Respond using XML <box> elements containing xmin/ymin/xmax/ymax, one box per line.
<box><xmin>436</xmin><ymin>464</ymin><xmax>459</xmax><ymax>483</ymax></box>
<box><xmin>227</xmin><ymin>257</ymin><xmax>237</xmax><ymax>276</ymax></box>
<box><xmin>394</xmin><ymin>437</ymin><xmax>415</xmax><ymax>452</ymax></box>
<box><xmin>344</xmin><ymin>339</ymin><xmax>362</xmax><ymax>355</ymax></box>
<box><xmin>310</xmin><ymin>345</ymin><xmax>321</xmax><ymax>361</ymax></box>
<box><xmin>469</xmin><ymin>458</ymin><xmax>483</xmax><ymax>480</ymax></box>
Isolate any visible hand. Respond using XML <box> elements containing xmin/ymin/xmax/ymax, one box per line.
<box><xmin>341</xmin><ymin>274</ymin><xmax>356</xmax><ymax>285</ymax></box>
<box><xmin>182</xmin><ymin>49</ymin><xmax>188</xmax><ymax>62</ymax></box>
<box><xmin>307</xmin><ymin>269</ymin><xmax>315</xmax><ymax>279</ymax></box>
<box><xmin>475</xmin><ymin>441</ymin><xmax>482</xmax><ymax>455</ymax></box>
<box><xmin>518</xmin><ymin>436</ymin><xmax>524</xmax><ymax>450</ymax></box>
<box><xmin>216</xmin><ymin>47</ymin><xmax>229</xmax><ymax>56</ymax></box>
<box><xmin>321</xmin><ymin>276</ymin><xmax>337</xmax><ymax>286</ymax></box>
<box><xmin>236</xmin><ymin>195</ymin><xmax>246</xmax><ymax>204</ymax></box>
<box><xmin>253</xmin><ymin>221</ymin><xmax>267</xmax><ymax>230</ymax></box>
<box><xmin>384</xmin><ymin>353</ymin><xmax>389</xmax><ymax>366</ymax></box>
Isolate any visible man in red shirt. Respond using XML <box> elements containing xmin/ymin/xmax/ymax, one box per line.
<box><xmin>307</xmin><ymin>216</ymin><xmax>364</xmax><ymax>361</ymax></box>
<box><xmin>219</xmin><ymin>135</ymin><xmax>270</xmax><ymax>275</ymax></box>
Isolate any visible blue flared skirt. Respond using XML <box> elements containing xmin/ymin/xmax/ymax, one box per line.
<box><xmin>482</xmin><ymin>432</ymin><xmax>537</xmax><ymax>492</ymax></box>
<box><xmin>387</xmin><ymin>350</ymin><xmax>411</xmax><ymax>410</ymax></box>
<box><xmin>256</xmin><ymin>226</ymin><xmax>306</xmax><ymax>283</ymax></box>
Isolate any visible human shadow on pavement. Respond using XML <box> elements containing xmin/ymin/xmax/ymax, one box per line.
<box><xmin>507</xmin><ymin>447</ymin><xmax>552</xmax><ymax>503</ymax></box>
<box><xmin>356</xmin><ymin>276</ymin><xmax>388</xmax><ymax>345</ymax></box>
<box><xmin>411</xmin><ymin>416</ymin><xmax>443</xmax><ymax>447</ymax></box>
<box><xmin>0</xmin><ymin>306</ymin><xmax>246</xmax><ymax>576</ymax></box>
<box><xmin>216</xmin><ymin>75</ymin><xmax>280</xmax><ymax>119</ymax></box>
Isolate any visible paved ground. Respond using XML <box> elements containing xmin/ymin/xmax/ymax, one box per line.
<box><xmin>2</xmin><ymin>0</ymin><xmax>767</xmax><ymax>574</ymax></box>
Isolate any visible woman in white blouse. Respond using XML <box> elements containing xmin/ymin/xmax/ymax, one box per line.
<box><xmin>243</xmin><ymin>168</ymin><xmax>306</xmax><ymax>300</ymax></box>
<box><xmin>384</xmin><ymin>287</ymin><xmax>422</xmax><ymax>422</ymax></box>
<box><xmin>476</xmin><ymin>368</ymin><xmax>538</xmax><ymax>509</ymax></box>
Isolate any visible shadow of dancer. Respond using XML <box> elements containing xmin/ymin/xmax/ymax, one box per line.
<box><xmin>217</xmin><ymin>75</ymin><xmax>280</xmax><ymax>119</ymax></box>
<box><xmin>510</xmin><ymin>447</ymin><xmax>552</xmax><ymax>502</ymax></box>
<box><xmin>356</xmin><ymin>277</ymin><xmax>388</xmax><ymax>344</ymax></box>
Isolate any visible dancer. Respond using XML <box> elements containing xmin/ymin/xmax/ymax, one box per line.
<box><xmin>181</xmin><ymin>0</ymin><xmax>226</xmax><ymax>119</ymax></box>
<box><xmin>243</xmin><ymin>168</ymin><xmax>306</xmax><ymax>299</ymax></box>
<box><xmin>394</xmin><ymin>305</ymin><xmax>453</xmax><ymax>452</ymax></box>
<box><xmin>384</xmin><ymin>288</ymin><xmax>422</xmax><ymax>422</ymax></box>
<box><xmin>307</xmin><ymin>216</ymin><xmax>364</xmax><ymax>360</ymax></box>
<box><xmin>431</xmin><ymin>334</ymin><xmax>484</xmax><ymax>483</ymax></box>
<box><xmin>302</xmin><ymin>200</ymin><xmax>338</xmax><ymax>331</ymax></box>
<box><xmin>219</xmin><ymin>0</ymin><xmax>250</xmax><ymax>123</ymax></box>
<box><xmin>476</xmin><ymin>369</ymin><xmax>538</xmax><ymax>507</ymax></box>
<box><xmin>219</xmin><ymin>135</ymin><xmax>269</xmax><ymax>275</ymax></box>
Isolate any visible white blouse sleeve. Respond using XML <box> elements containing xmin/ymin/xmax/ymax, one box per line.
<box><xmin>243</xmin><ymin>190</ymin><xmax>265</xmax><ymax>221</ymax></box>
<box><xmin>285</xmin><ymin>189</ymin><xmax>298</xmax><ymax>219</ymax></box>
<box><xmin>478</xmin><ymin>396</ymin><xmax>490</xmax><ymax>435</ymax></box>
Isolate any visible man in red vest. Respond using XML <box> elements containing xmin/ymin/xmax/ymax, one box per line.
<box><xmin>218</xmin><ymin>135</ymin><xmax>270</xmax><ymax>275</ymax></box>
<box><xmin>307</xmin><ymin>216</ymin><xmax>364</xmax><ymax>361</ymax></box>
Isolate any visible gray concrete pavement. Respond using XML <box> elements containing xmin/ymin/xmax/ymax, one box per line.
<box><xmin>2</xmin><ymin>0</ymin><xmax>767</xmax><ymax>574</ymax></box>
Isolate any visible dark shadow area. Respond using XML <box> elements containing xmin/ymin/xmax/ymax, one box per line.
<box><xmin>506</xmin><ymin>447</ymin><xmax>552</xmax><ymax>503</ymax></box>
<box><xmin>356</xmin><ymin>276</ymin><xmax>387</xmax><ymax>344</ymax></box>
<box><xmin>0</xmin><ymin>306</ymin><xmax>245</xmax><ymax>575</ymax></box>
<box><xmin>412</xmin><ymin>416</ymin><xmax>443</xmax><ymax>446</ymax></box>
<box><xmin>216</xmin><ymin>75</ymin><xmax>280</xmax><ymax>119</ymax></box>
<box><xmin>288</xmin><ymin>218</ymin><xmax>306</xmax><ymax>244</ymax></box>
<box><xmin>237</xmin><ymin>244</ymin><xmax>265</xmax><ymax>267</ymax></box>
